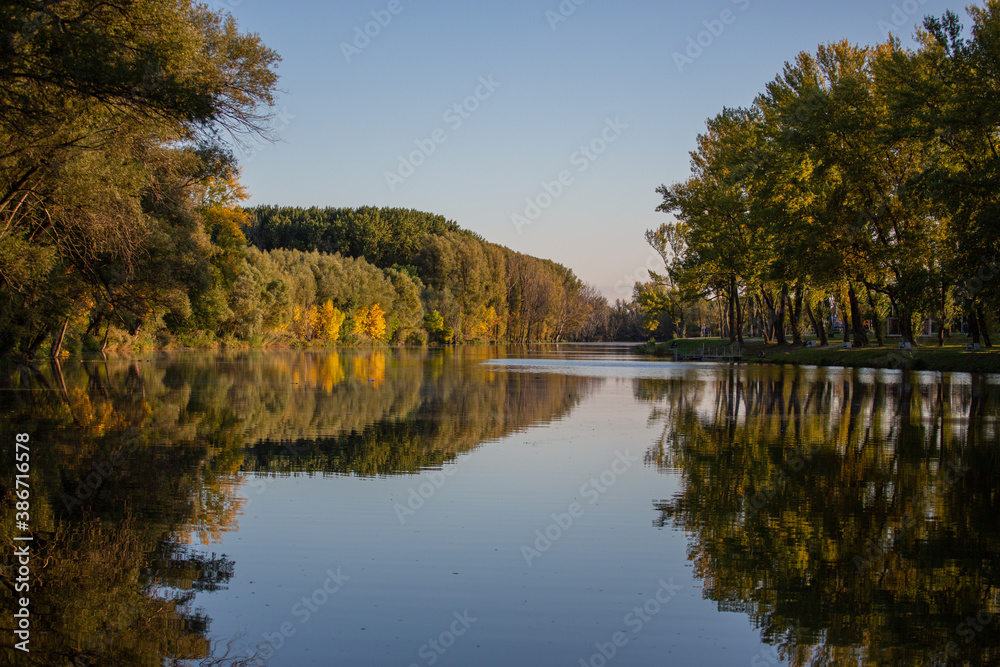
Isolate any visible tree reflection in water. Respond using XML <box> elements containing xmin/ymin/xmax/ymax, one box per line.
<box><xmin>0</xmin><ymin>349</ymin><xmax>598</xmax><ymax>666</ymax></box>
<box><xmin>640</xmin><ymin>366</ymin><xmax>1000</xmax><ymax>667</ymax></box>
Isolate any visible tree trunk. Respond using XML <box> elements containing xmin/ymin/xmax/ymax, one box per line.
<box><xmin>84</xmin><ymin>307</ymin><xmax>105</xmax><ymax>338</ymax></box>
<box><xmin>717</xmin><ymin>296</ymin><xmax>726</xmax><ymax>339</ymax></box>
<box><xmin>755</xmin><ymin>294</ymin><xmax>770</xmax><ymax>343</ymax></box>
<box><xmin>864</xmin><ymin>284</ymin><xmax>884</xmax><ymax>346</ymax></box>
<box><xmin>26</xmin><ymin>331</ymin><xmax>47</xmax><ymax>358</ymax></box>
<box><xmin>761</xmin><ymin>289</ymin><xmax>776</xmax><ymax>343</ymax></box>
<box><xmin>837</xmin><ymin>293</ymin><xmax>851</xmax><ymax>344</ymax></box>
<box><xmin>789</xmin><ymin>285</ymin><xmax>804</xmax><ymax>345</ymax></box>
<box><xmin>775</xmin><ymin>285</ymin><xmax>789</xmax><ymax>345</ymax></box>
<box><xmin>900</xmin><ymin>305</ymin><xmax>916</xmax><ymax>346</ymax></box>
<box><xmin>50</xmin><ymin>318</ymin><xmax>69</xmax><ymax>358</ymax></box>
<box><xmin>728</xmin><ymin>276</ymin><xmax>738</xmax><ymax>344</ymax></box>
<box><xmin>816</xmin><ymin>299</ymin><xmax>830</xmax><ymax>345</ymax></box>
<box><xmin>977</xmin><ymin>305</ymin><xmax>992</xmax><ymax>347</ymax></box>
<box><xmin>100</xmin><ymin>322</ymin><xmax>113</xmax><ymax>353</ymax></box>
<box><xmin>735</xmin><ymin>279</ymin><xmax>745</xmax><ymax>346</ymax></box>
<box><xmin>805</xmin><ymin>300</ymin><xmax>827</xmax><ymax>345</ymax></box>
<box><xmin>969</xmin><ymin>306</ymin><xmax>981</xmax><ymax>345</ymax></box>
<box><xmin>848</xmin><ymin>283</ymin><xmax>868</xmax><ymax>347</ymax></box>
<box><xmin>938</xmin><ymin>281</ymin><xmax>946</xmax><ymax>347</ymax></box>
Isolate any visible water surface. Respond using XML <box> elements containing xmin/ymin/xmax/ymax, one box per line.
<box><xmin>1</xmin><ymin>346</ymin><xmax>998</xmax><ymax>666</ymax></box>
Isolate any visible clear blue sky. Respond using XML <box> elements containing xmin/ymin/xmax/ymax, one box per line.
<box><xmin>222</xmin><ymin>0</ymin><xmax>958</xmax><ymax>299</ymax></box>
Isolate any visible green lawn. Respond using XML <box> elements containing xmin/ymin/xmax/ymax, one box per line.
<box><xmin>638</xmin><ymin>336</ymin><xmax>1000</xmax><ymax>373</ymax></box>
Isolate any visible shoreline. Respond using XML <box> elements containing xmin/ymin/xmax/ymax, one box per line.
<box><xmin>638</xmin><ymin>338</ymin><xmax>1000</xmax><ymax>374</ymax></box>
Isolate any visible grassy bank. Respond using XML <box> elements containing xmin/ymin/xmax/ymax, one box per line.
<box><xmin>638</xmin><ymin>337</ymin><xmax>1000</xmax><ymax>374</ymax></box>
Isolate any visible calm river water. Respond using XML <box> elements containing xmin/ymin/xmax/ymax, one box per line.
<box><xmin>1</xmin><ymin>345</ymin><xmax>999</xmax><ymax>666</ymax></box>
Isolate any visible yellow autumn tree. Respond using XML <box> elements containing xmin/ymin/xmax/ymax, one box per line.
<box><xmin>196</xmin><ymin>169</ymin><xmax>250</xmax><ymax>209</ymax></box>
<box><xmin>317</xmin><ymin>300</ymin><xmax>345</xmax><ymax>341</ymax></box>
<box><xmin>291</xmin><ymin>305</ymin><xmax>322</xmax><ymax>341</ymax></box>
<box><xmin>353</xmin><ymin>307</ymin><xmax>368</xmax><ymax>337</ymax></box>
<box><xmin>291</xmin><ymin>306</ymin><xmax>303</xmax><ymax>339</ymax></box>
<box><xmin>354</xmin><ymin>304</ymin><xmax>386</xmax><ymax>341</ymax></box>
<box><xmin>469</xmin><ymin>305</ymin><xmax>500</xmax><ymax>340</ymax></box>
<box><xmin>304</xmin><ymin>306</ymin><xmax>319</xmax><ymax>341</ymax></box>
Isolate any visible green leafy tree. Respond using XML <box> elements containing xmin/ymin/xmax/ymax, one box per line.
<box><xmin>0</xmin><ymin>0</ymin><xmax>280</xmax><ymax>358</ymax></box>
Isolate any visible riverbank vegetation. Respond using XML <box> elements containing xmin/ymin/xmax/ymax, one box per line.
<box><xmin>0</xmin><ymin>0</ymin><xmax>640</xmax><ymax>362</ymax></box>
<box><xmin>640</xmin><ymin>3</ymin><xmax>1000</xmax><ymax>353</ymax></box>
<box><xmin>639</xmin><ymin>337</ymin><xmax>1000</xmax><ymax>373</ymax></box>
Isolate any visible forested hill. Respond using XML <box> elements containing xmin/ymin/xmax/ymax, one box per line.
<box><xmin>243</xmin><ymin>205</ymin><xmax>607</xmax><ymax>344</ymax></box>
<box><xmin>245</xmin><ymin>206</ymin><xmax>463</xmax><ymax>265</ymax></box>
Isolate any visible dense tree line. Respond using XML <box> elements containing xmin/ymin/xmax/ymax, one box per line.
<box><xmin>643</xmin><ymin>3</ymin><xmax>1000</xmax><ymax>348</ymax></box>
<box><xmin>245</xmin><ymin>206</ymin><xmax>612</xmax><ymax>344</ymax></box>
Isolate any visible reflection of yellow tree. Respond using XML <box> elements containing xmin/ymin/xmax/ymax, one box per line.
<box><xmin>178</xmin><ymin>476</ymin><xmax>246</xmax><ymax>546</ymax></box>
<box><xmin>319</xmin><ymin>352</ymin><xmax>345</xmax><ymax>392</ymax></box>
<box><xmin>639</xmin><ymin>367</ymin><xmax>1000</xmax><ymax>667</ymax></box>
<box><xmin>353</xmin><ymin>351</ymin><xmax>386</xmax><ymax>388</ymax></box>
<box><xmin>228</xmin><ymin>347</ymin><xmax>602</xmax><ymax>476</ymax></box>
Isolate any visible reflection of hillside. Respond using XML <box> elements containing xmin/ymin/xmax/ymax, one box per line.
<box><xmin>640</xmin><ymin>367</ymin><xmax>1000</xmax><ymax>667</ymax></box>
<box><xmin>240</xmin><ymin>348</ymin><xmax>601</xmax><ymax>475</ymax></box>
<box><xmin>9</xmin><ymin>518</ymin><xmax>219</xmax><ymax>666</ymax></box>
<box><xmin>0</xmin><ymin>359</ymin><xmax>253</xmax><ymax>665</ymax></box>
<box><xmin>0</xmin><ymin>349</ymin><xmax>596</xmax><ymax>665</ymax></box>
